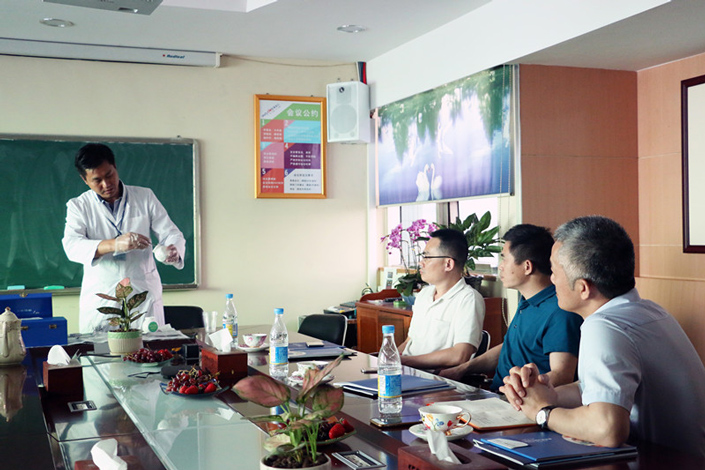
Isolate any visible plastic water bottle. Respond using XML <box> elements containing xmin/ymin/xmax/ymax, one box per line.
<box><xmin>222</xmin><ymin>294</ymin><xmax>237</xmax><ymax>342</ymax></box>
<box><xmin>378</xmin><ymin>324</ymin><xmax>402</xmax><ymax>415</ymax></box>
<box><xmin>269</xmin><ymin>308</ymin><xmax>289</xmax><ymax>377</ymax></box>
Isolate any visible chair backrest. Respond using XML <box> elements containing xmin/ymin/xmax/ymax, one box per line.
<box><xmin>476</xmin><ymin>330</ymin><xmax>490</xmax><ymax>357</ymax></box>
<box><xmin>298</xmin><ymin>314</ymin><xmax>347</xmax><ymax>345</ymax></box>
<box><xmin>163</xmin><ymin>305</ymin><xmax>204</xmax><ymax>330</ymax></box>
<box><xmin>360</xmin><ymin>289</ymin><xmax>400</xmax><ymax>302</ymax></box>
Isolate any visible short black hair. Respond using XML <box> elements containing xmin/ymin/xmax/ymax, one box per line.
<box><xmin>430</xmin><ymin>228</ymin><xmax>468</xmax><ymax>270</ymax></box>
<box><xmin>502</xmin><ymin>224</ymin><xmax>554</xmax><ymax>276</ymax></box>
<box><xmin>75</xmin><ymin>143</ymin><xmax>116</xmax><ymax>178</ymax></box>
<box><xmin>554</xmin><ymin>215</ymin><xmax>635</xmax><ymax>299</ymax></box>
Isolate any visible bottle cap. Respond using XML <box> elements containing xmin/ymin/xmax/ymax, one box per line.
<box><xmin>382</xmin><ymin>325</ymin><xmax>395</xmax><ymax>335</ymax></box>
<box><xmin>226</xmin><ymin>293</ymin><xmax>233</xmax><ymax>299</ymax></box>
<box><xmin>274</xmin><ymin>308</ymin><xmax>284</xmax><ymax>315</ymax></box>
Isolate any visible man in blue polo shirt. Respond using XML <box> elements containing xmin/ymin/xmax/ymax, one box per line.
<box><xmin>440</xmin><ymin>224</ymin><xmax>582</xmax><ymax>391</ymax></box>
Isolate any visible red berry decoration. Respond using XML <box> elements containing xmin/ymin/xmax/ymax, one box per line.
<box><xmin>328</xmin><ymin>423</ymin><xmax>346</xmax><ymax>440</ymax></box>
<box><xmin>340</xmin><ymin>418</ymin><xmax>354</xmax><ymax>433</ymax></box>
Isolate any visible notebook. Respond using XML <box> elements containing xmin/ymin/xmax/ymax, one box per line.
<box><xmin>335</xmin><ymin>375</ymin><xmax>454</xmax><ymax>398</ymax></box>
<box><xmin>474</xmin><ymin>431</ymin><xmax>637</xmax><ymax>468</ymax></box>
<box><xmin>287</xmin><ymin>341</ymin><xmax>354</xmax><ymax>359</ymax></box>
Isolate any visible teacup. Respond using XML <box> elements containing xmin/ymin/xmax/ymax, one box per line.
<box><xmin>241</xmin><ymin>333</ymin><xmax>267</xmax><ymax>348</ymax></box>
<box><xmin>418</xmin><ymin>404</ymin><xmax>471</xmax><ymax>433</ymax></box>
<box><xmin>297</xmin><ymin>361</ymin><xmax>328</xmax><ymax>374</ymax></box>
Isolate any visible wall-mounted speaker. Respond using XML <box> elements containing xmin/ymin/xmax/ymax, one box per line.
<box><xmin>326</xmin><ymin>81</ymin><xmax>371</xmax><ymax>144</ymax></box>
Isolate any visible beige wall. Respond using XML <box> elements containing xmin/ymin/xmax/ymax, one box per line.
<box><xmin>637</xmin><ymin>52</ymin><xmax>705</xmax><ymax>362</ymax></box>
<box><xmin>0</xmin><ymin>54</ymin><xmax>368</xmax><ymax>333</ymax></box>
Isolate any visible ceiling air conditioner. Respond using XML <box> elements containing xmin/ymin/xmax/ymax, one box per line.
<box><xmin>0</xmin><ymin>38</ymin><xmax>220</xmax><ymax>67</ymax></box>
<box><xmin>43</xmin><ymin>0</ymin><xmax>163</xmax><ymax>15</ymax></box>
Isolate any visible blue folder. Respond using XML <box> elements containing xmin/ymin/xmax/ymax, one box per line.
<box><xmin>335</xmin><ymin>375</ymin><xmax>454</xmax><ymax>398</ymax></box>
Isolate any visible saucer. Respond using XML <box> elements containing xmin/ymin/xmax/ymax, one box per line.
<box><xmin>236</xmin><ymin>344</ymin><xmax>269</xmax><ymax>352</ymax></box>
<box><xmin>409</xmin><ymin>423</ymin><xmax>473</xmax><ymax>442</ymax></box>
<box><xmin>288</xmin><ymin>372</ymin><xmax>334</xmax><ymax>386</ymax></box>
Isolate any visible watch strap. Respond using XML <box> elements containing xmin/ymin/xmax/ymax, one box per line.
<box><xmin>537</xmin><ymin>405</ymin><xmax>557</xmax><ymax>429</ymax></box>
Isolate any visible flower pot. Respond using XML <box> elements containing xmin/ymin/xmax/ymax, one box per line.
<box><xmin>260</xmin><ymin>454</ymin><xmax>331</xmax><ymax>470</ymax></box>
<box><xmin>107</xmin><ymin>330</ymin><xmax>143</xmax><ymax>355</ymax></box>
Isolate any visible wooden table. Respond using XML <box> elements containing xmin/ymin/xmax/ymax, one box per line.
<box><xmin>5</xmin><ymin>326</ymin><xmax>703</xmax><ymax>470</ymax></box>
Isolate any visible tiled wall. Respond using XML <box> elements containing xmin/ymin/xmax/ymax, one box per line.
<box><xmin>637</xmin><ymin>52</ymin><xmax>705</xmax><ymax>362</ymax></box>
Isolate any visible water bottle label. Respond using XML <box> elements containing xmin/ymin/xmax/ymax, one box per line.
<box><xmin>378</xmin><ymin>374</ymin><xmax>401</xmax><ymax>398</ymax></box>
<box><xmin>270</xmin><ymin>346</ymin><xmax>288</xmax><ymax>365</ymax></box>
<box><xmin>233</xmin><ymin>323</ymin><xmax>238</xmax><ymax>338</ymax></box>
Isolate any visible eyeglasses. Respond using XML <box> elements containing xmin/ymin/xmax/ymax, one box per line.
<box><xmin>419</xmin><ymin>253</ymin><xmax>452</xmax><ymax>261</ymax></box>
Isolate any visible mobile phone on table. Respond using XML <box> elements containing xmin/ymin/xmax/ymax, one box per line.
<box><xmin>305</xmin><ymin>341</ymin><xmax>325</xmax><ymax>347</ymax></box>
<box><xmin>370</xmin><ymin>414</ymin><xmax>421</xmax><ymax>428</ymax></box>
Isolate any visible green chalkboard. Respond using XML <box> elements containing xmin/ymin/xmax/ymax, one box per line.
<box><xmin>0</xmin><ymin>135</ymin><xmax>200</xmax><ymax>293</ymax></box>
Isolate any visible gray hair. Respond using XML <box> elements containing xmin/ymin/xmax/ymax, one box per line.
<box><xmin>554</xmin><ymin>216</ymin><xmax>635</xmax><ymax>299</ymax></box>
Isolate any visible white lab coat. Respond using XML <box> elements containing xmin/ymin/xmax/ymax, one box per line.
<box><xmin>62</xmin><ymin>184</ymin><xmax>185</xmax><ymax>333</ymax></box>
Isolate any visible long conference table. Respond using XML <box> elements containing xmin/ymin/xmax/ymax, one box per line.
<box><xmin>2</xmin><ymin>324</ymin><xmax>704</xmax><ymax>470</ymax></box>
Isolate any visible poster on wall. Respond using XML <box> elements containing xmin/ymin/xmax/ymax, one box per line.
<box><xmin>255</xmin><ymin>94</ymin><xmax>327</xmax><ymax>199</ymax></box>
<box><xmin>376</xmin><ymin>65</ymin><xmax>514</xmax><ymax>206</ymax></box>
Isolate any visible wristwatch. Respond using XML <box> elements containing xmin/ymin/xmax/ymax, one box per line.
<box><xmin>536</xmin><ymin>405</ymin><xmax>556</xmax><ymax>430</ymax></box>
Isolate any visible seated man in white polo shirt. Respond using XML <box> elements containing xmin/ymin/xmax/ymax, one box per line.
<box><xmin>398</xmin><ymin>228</ymin><xmax>485</xmax><ymax>370</ymax></box>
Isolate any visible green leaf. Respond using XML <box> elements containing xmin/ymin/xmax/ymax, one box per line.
<box><xmin>126</xmin><ymin>291</ymin><xmax>148</xmax><ymax>311</ymax></box>
<box><xmin>233</xmin><ymin>375</ymin><xmax>290</xmax><ymax>407</ymax></box>
<box><xmin>97</xmin><ymin>307</ymin><xmax>123</xmax><ymax>316</ymax></box>
<box><xmin>310</xmin><ymin>386</ymin><xmax>344</xmax><ymax>418</ymax></box>
<box><xmin>115</xmin><ymin>282</ymin><xmax>133</xmax><ymax>300</ymax></box>
<box><xmin>96</xmin><ymin>293</ymin><xmax>119</xmax><ymax>302</ymax></box>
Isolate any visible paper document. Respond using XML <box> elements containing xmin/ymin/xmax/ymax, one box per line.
<box><xmin>439</xmin><ymin>398</ymin><xmax>535</xmax><ymax>430</ymax></box>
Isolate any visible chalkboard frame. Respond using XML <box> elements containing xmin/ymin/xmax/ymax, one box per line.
<box><xmin>0</xmin><ymin>134</ymin><xmax>201</xmax><ymax>295</ymax></box>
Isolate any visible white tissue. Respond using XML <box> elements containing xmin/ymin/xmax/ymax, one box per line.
<box><xmin>153</xmin><ymin>244</ymin><xmax>169</xmax><ymax>262</ymax></box>
<box><xmin>47</xmin><ymin>345</ymin><xmax>72</xmax><ymax>366</ymax></box>
<box><xmin>209</xmin><ymin>328</ymin><xmax>233</xmax><ymax>352</ymax></box>
<box><xmin>91</xmin><ymin>439</ymin><xmax>127</xmax><ymax>470</ymax></box>
<box><xmin>426</xmin><ymin>429</ymin><xmax>461</xmax><ymax>464</ymax></box>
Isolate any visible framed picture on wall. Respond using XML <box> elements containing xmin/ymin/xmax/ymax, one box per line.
<box><xmin>682</xmin><ymin>74</ymin><xmax>705</xmax><ymax>252</ymax></box>
<box><xmin>254</xmin><ymin>94</ymin><xmax>327</xmax><ymax>199</ymax></box>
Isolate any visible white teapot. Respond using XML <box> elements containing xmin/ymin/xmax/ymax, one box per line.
<box><xmin>0</xmin><ymin>307</ymin><xmax>26</xmax><ymax>366</ymax></box>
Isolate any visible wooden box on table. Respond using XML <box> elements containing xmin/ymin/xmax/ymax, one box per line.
<box><xmin>43</xmin><ymin>360</ymin><xmax>83</xmax><ymax>396</ymax></box>
<box><xmin>200</xmin><ymin>346</ymin><xmax>247</xmax><ymax>384</ymax></box>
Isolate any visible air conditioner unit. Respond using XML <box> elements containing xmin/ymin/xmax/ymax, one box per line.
<box><xmin>44</xmin><ymin>0</ymin><xmax>163</xmax><ymax>15</ymax></box>
<box><xmin>0</xmin><ymin>38</ymin><xmax>221</xmax><ymax>67</ymax></box>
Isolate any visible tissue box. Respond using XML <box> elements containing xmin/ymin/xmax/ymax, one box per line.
<box><xmin>43</xmin><ymin>360</ymin><xmax>83</xmax><ymax>396</ymax></box>
<box><xmin>21</xmin><ymin>317</ymin><xmax>68</xmax><ymax>348</ymax></box>
<box><xmin>398</xmin><ymin>444</ymin><xmax>507</xmax><ymax>470</ymax></box>
<box><xmin>200</xmin><ymin>346</ymin><xmax>247</xmax><ymax>384</ymax></box>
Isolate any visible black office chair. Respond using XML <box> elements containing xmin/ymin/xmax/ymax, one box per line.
<box><xmin>298</xmin><ymin>314</ymin><xmax>347</xmax><ymax>345</ymax></box>
<box><xmin>163</xmin><ymin>305</ymin><xmax>204</xmax><ymax>330</ymax></box>
<box><xmin>475</xmin><ymin>330</ymin><xmax>490</xmax><ymax>357</ymax></box>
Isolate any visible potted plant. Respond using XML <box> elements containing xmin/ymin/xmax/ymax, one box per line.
<box><xmin>233</xmin><ymin>355</ymin><xmax>347</xmax><ymax>469</ymax></box>
<box><xmin>438</xmin><ymin>210</ymin><xmax>502</xmax><ymax>290</ymax></box>
<box><xmin>380</xmin><ymin>219</ymin><xmax>437</xmax><ymax>303</ymax></box>
<box><xmin>97</xmin><ymin>277</ymin><xmax>147</xmax><ymax>355</ymax></box>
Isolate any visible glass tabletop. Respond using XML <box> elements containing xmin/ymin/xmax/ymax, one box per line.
<box><xmin>87</xmin><ymin>357</ymin><xmax>267</xmax><ymax>469</ymax></box>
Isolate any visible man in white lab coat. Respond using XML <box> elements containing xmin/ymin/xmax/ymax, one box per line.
<box><xmin>62</xmin><ymin>143</ymin><xmax>186</xmax><ymax>333</ymax></box>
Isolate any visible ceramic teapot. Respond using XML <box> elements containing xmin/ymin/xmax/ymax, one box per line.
<box><xmin>0</xmin><ymin>308</ymin><xmax>26</xmax><ymax>366</ymax></box>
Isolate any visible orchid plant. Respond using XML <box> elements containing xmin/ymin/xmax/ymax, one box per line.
<box><xmin>233</xmin><ymin>354</ymin><xmax>345</xmax><ymax>467</ymax></box>
<box><xmin>96</xmin><ymin>278</ymin><xmax>147</xmax><ymax>332</ymax></box>
<box><xmin>380</xmin><ymin>219</ymin><xmax>438</xmax><ymax>296</ymax></box>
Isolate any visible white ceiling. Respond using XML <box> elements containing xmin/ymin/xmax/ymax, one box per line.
<box><xmin>1</xmin><ymin>0</ymin><xmax>704</xmax><ymax>70</ymax></box>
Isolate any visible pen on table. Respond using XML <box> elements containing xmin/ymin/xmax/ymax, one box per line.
<box><xmin>361</xmin><ymin>368</ymin><xmax>378</xmax><ymax>374</ymax></box>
